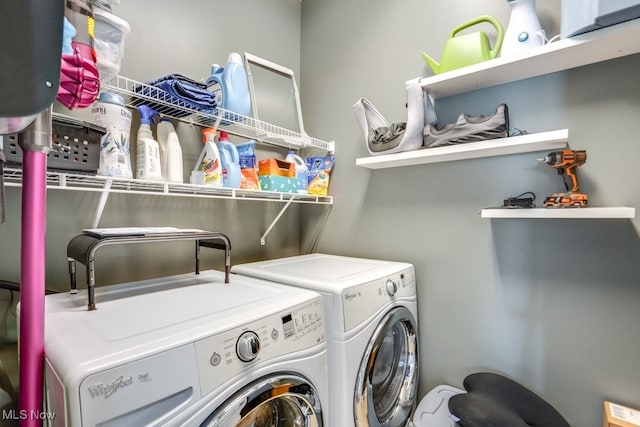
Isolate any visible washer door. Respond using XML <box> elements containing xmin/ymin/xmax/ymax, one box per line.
<box><xmin>354</xmin><ymin>306</ymin><xmax>419</xmax><ymax>427</ymax></box>
<box><xmin>201</xmin><ymin>374</ymin><xmax>323</xmax><ymax>427</ymax></box>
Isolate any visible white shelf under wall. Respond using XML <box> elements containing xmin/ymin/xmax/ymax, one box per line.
<box><xmin>480</xmin><ymin>207</ymin><xmax>635</xmax><ymax>219</ymax></box>
<box><xmin>356</xmin><ymin>129</ymin><xmax>568</xmax><ymax>169</ymax></box>
<box><xmin>420</xmin><ymin>18</ymin><xmax>640</xmax><ymax>99</ymax></box>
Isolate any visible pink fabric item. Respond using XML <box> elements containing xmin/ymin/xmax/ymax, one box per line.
<box><xmin>57</xmin><ymin>42</ymin><xmax>100</xmax><ymax>109</ymax></box>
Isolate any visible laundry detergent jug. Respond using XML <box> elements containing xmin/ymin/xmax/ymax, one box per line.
<box><xmin>218</xmin><ymin>131</ymin><xmax>241</xmax><ymax>188</ymax></box>
<box><xmin>206</xmin><ymin>52</ymin><xmax>251</xmax><ymax>120</ymax></box>
<box><xmin>422</xmin><ymin>15</ymin><xmax>504</xmax><ymax>74</ymax></box>
<box><xmin>285</xmin><ymin>150</ymin><xmax>308</xmax><ymax>194</ymax></box>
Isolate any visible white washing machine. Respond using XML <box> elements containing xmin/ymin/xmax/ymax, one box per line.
<box><xmin>43</xmin><ymin>269</ymin><xmax>328</xmax><ymax>426</ymax></box>
<box><xmin>231</xmin><ymin>253</ymin><xmax>419</xmax><ymax>427</ymax></box>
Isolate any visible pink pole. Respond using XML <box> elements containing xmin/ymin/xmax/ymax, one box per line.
<box><xmin>19</xmin><ymin>150</ymin><xmax>47</xmax><ymax>426</ymax></box>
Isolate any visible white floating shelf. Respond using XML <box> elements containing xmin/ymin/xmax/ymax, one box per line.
<box><xmin>356</xmin><ymin>129</ymin><xmax>568</xmax><ymax>169</ymax></box>
<box><xmin>480</xmin><ymin>207</ymin><xmax>635</xmax><ymax>219</ymax></box>
<box><xmin>420</xmin><ymin>18</ymin><xmax>640</xmax><ymax>99</ymax></box>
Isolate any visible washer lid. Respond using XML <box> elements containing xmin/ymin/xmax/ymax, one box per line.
<box><xmin>232</xmin><ymin>253</ymin><xmax>413</xmax><ymax>292</ymax></box>
<box><xmin>44</xmin><ymin>270</ymin><xmax>320</xmax><ymax>382</ymax></box>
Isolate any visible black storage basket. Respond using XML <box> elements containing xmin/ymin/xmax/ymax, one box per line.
<box><xmin>3</xmin><ymin>113</ymin><xmax>105</xmax><ymax>173</ymax></box>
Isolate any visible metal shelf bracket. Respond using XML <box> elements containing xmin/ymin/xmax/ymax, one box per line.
<box><xmin>91</xmin><ymin>178</ymin><xmax>112</xmax><ymax>228</ymax></box>
<box><xmin>260</xmin><ymin>194</ymin><xmax>296</xmax><ymax>245</ymax></box>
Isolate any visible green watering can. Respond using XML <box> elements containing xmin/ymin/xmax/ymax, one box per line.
<box><xmin>422</xmin><ymin>15</ymin><xmax>504</xmax><ymax>74</ymax></box>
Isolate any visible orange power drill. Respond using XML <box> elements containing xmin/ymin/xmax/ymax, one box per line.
<box><xmin>540</xmin><ymin>150</ymin><xmax>589</xmax><ymax>207</ymax></box>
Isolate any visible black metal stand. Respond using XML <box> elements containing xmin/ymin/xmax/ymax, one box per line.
<box><xmin>66</xmin><ymin>229</ymin><xmax>231</xmax><ymax>310</ymax></box>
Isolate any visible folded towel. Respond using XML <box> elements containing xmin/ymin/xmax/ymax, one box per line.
<box><xmin>134</xmin><ymin>73</ymin><xmax>217</xmax><ymax>118</ymax></box>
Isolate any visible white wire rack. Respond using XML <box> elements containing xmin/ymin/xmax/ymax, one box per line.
<box><xmin>3</xmin><ymin>166</ymin><xmax>333</xmax><ymax>244</ymax></box>
<box><xmin>101</xmin><ymin>74</ymin><xmax>335</xmax><ymax>153</ymax></box>
<box><xmin>2</xmin><ymin>166</ymin><xmax>333</xmax><ymax>204</ymax></box>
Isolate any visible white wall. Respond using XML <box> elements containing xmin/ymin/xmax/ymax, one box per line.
<box><xmin>300</xmin><ymin>0</ymin><xmax>640</xmax><ymax>426</ymax></box>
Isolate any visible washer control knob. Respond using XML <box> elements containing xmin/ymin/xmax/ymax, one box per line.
<box><xmin>236</xmin><ymin>331</ymin><xmax>260</xmax><ymax>362</ymax></box>
<box><xmin>385</xmin><ymin>279</ymin><xmax>398</xmax><ymax>297</ymax></box>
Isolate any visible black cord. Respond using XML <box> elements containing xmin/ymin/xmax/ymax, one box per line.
<box><xmin>503</xmin><ymin>192</ymin><xmax>536</xmax><ymax>208</ymax></box>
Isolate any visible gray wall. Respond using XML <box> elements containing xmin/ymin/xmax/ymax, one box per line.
<box><xmin>300</xmin><ymin>0</ymin><xmax>640</xmax><ymax>426</ymax></box>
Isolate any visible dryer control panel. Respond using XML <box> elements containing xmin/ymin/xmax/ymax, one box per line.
<box><xmin>194</xmin><ymin>296</ymin><xmax>324</xmax><ymax>396</ymax></box>
<box><xmin>342</xmin><ymin>266</ymin><xmax>415</xmax><ymax>332</ymax></box>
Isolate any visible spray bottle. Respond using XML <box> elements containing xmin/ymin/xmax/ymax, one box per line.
<box><xmin>217</xmin><ymin>131</ymin><xmax>241</xmax><ymax>188</ymax></box>
<box><xmin>192</xmin><ymin>127</ymin><xmax>223</xmax><ymax>186</ymax></box>
<box><xmin>135</xmin><ymin>105</ymin><xmax>162</xmax><ymax>181</ymax></box>
<box><xmin>285</xmin><ymin>150</ymin><xmax>309</xmax><ymax>193</ymax></box>
<box><xmin>157</xmin><ymin>118</ymin><xmax>184</xmax><ymax>183</ymax></box>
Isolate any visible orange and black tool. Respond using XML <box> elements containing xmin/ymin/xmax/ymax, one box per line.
<box><xmin>540</xmin><ymin>150</ymin><xmax>589</xmax><ymax>207</ymax></box>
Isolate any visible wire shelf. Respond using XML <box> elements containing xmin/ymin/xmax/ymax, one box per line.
<box><xmin>2</xmin><ymin>167</ymin><xmax>333</xmax><ymax>205</ymax></box>
<box><xmin>101</xmin><ymin>74</ymin><xmax>335</xmax><ymax>153</ymax></box>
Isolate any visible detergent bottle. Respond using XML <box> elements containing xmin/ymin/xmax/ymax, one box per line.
<box><xmin>206</xmin><ymin>52</ymin><xmax>251</xmax><ymax>119</ymax></box>
<box><xmin>217</xmin><ymin>131</ymin><xmax>241</xmax><ymax>188</ymax></box>
<box><xmin>192</xmin><ymin>127</ymin><xmax>223</xmax><ymax>186</ymax></box>
<box><xmin>91</xmin><ymin>92</ymin><xmax>133</xmax><ymax>178</ymax></box>
<box><xmin>135</xmin><ymin>105</ymin><xmax>162</xmax><ymax>181</ymax></box>
<box><xmin>285</xmin><ymin>150</ymin><xmax>309</xmax><ymax>194</ymax></box>
<box><xmin>156</xmin><ymin>118</ymin><xmax>184</xmax><ymax>183</ymax></box>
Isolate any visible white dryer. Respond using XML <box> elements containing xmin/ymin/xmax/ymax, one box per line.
<box><xmin>232</xmin><ymin>253</ymin><xmax>419</xmax><ymax>427</ymax></box>
<box><xmin>43</xmin><ymin>270</ymin><xmax>328</xmax><ymax>426</ymax></box>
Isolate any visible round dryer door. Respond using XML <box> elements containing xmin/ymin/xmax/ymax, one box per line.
<box><xmin>354</xmin><ymin>306</ymin><xmax>418</xmax><ymax>427</ymax></box>
<box><xmin>200</xmin><ymin>374</ymin><xmax>323</xmax><ymax>427</ymax></box>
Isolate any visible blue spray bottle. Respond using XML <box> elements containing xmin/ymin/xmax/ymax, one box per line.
<box><xmin>135</xmin><ymin>105</ymin><xmax>163</xmax><ymax>181</ymax></box>
<box><xmin>206</xmin><ymin>52</ymin><xmax>251</xmax><ymax>120</ymax></box>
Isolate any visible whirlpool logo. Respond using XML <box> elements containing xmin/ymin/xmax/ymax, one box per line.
<box><xmin>88</xmin><ymin>376</ymin><xmax>134</xmax><ymax>399</ymax></box>
<box><xmin>344</xmin><ymin>291</ymin><xmax>361</xmax><ymax>301</ymax></box>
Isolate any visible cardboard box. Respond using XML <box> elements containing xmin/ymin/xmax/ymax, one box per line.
<box><xmin>258</xmin><ymin>176</ymin><xmax>299</xmax><ymax>193</ymax></box>
<box><xmin>258</xmin><ymin>158</ymin><xmax>299</xmax><ymax>193</ymax></box>
<box><xmin>604</xmin><ymin>401</ymin><xmax>640</xmax><ymax>427</ymax></box>
<box><xmin>258</xmin><ymin>158</ymin><xmax>295</xmax><ymax>178</ymax></box>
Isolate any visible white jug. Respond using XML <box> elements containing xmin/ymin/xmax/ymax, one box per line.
<box><xmin>501</xmin><ymin>0</ymin><xmax>546</xmax><ymax>57</ymax></box>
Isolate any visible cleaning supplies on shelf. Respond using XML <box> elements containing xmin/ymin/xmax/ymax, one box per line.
<box><xmin>192</xmin><ymin>127</ymin><xmax>223</xmax><ymax>186</ymax></box>
<box><xmin>237</xmin><ymin>141</ymin><xmax>261</xmax><ymax>190</ymax></box>
<box><xmin>206</xmin><ymin>52</ymin><xmax>251</xmax><ymax>121</ymax></box>
<box><xmin>258</xmin><ymin>158</ymin><xmax>298</xmax><ymax>193</ymax></box>
<box><xmin>92</xmin><ymin>92</ymin><xmax>133</xmax><ymax>178</ymax></box>
<box><xmin>156</xmin><ymin>118</ymin><xmax>183</xmax><ymax>183</ymax></box>
<box><xmin>217</xmin><ymin>131</ymin><xmax>241</xmax><ymax>188</ymax></box>
<box><xmin>306</xmin><ymin>156</ymin><xmax>335</xmax><ymax>196</ymax></box>
<box><xmin>285</xmin><ymin>150</ymin><xmax>309</xmax><ymax>194</ymax></box>
<box><xmin>502</xmin><ymin>0</ymin><xmax>546</xmax><ymax>57</ymax></box>
<box><xmin>133</xmin><ymin>73</ymin><xmax>217</xmax><ymax>118</ymax></box>
<box><xmin>135</xmin><ymin>105</ymin><xmax>163</xmax><ymax>181</ymax></box>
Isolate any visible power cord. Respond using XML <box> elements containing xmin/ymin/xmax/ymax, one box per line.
<box><xmin>503</xmin><ymin>191</ymin><xmax>536</xmax><ymax>208</ymax></box>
